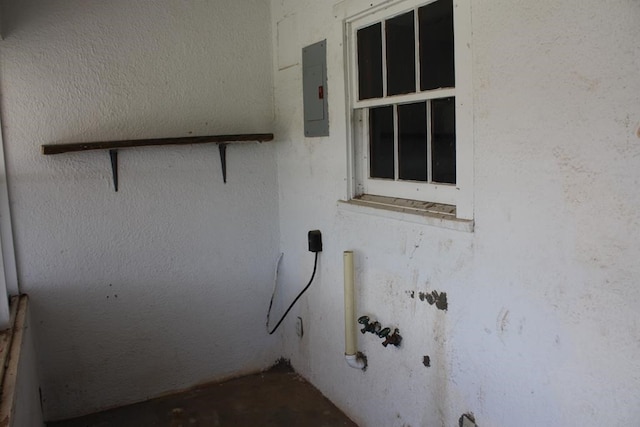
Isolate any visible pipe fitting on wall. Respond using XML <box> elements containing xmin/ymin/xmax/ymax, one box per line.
<box><xmin>381</xmin><ymin>328</ymin><xmax>402</xmax><ymax>348</ymax></box>
<box><xmin>358</xmin><ymin>315</ymin><xmax>381</xmax><ymax>335</ymax></box>
<box><xmin>359</xmin><ymin>318</ymin><xmax>403</xmax><ymax>348</ymax></box>
<box><xmin>345</xmin><ymin>353</ymin><xmax>367</xmax><ymax>370</ymax></box>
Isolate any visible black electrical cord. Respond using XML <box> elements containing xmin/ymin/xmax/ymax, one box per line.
<box><xmin>267</xmin><ymin>252</ymin><xmax>319</xmax><ymax>335</ymax></box>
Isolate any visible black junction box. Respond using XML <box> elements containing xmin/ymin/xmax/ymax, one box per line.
<box><xmin>308</xmin><ymin>230</ymin><xmax>322</xmax><ymax>252</ymax></box>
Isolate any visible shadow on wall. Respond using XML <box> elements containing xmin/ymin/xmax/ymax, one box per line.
<box><xmin>29</xmin><ymin>272</ymin><xmax>279</xmax><ymax>420</ymax></box>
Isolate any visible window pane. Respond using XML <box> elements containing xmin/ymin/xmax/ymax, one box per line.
<box><xmin>369</xmin><ymin>106</ymin><xmax>394</xmax><ymax>179</ymax></box>
<box><xmin>386</xmin><ymin>11</ymin><xmax>416</xmax><ymax>96</ymax></box>
<box><xmin>357</xmin><ymin>23</ymin><xmax>383</xmax><ymax>100</ymax></box>
<box><xmin>398</xmin><ymin>102</ymin><xmax>427</xmax><ymax>181</ymax></box>
<box><xmin>419</xmin><ymin>0</ymin><xmax>455</xmax><ymax>90</ymax></box>
<box><xmin>431</xmin><ymin>97</ymin><xmax>456</xmax><ymax>184</ymax></box>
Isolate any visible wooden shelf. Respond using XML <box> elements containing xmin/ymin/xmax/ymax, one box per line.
<box><xmin>41</xmin><ymin>133</ymin><xmax>275</xmax><ymax>190</ymax></box>
<box><xmin>41</xmin><ymin>133</ymin><xmax>274</xmax><ymax>155</ymax></box>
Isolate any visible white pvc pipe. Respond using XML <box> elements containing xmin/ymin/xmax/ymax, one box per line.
<box><xmin>344</xmin><ymin>251</ymin><xmax>356</xmax><ymax>355</ymax></box>
<box><xmin>344</xmin><ymin>251</ymin><xmax>365</xmax><ymax>370</ymax></box>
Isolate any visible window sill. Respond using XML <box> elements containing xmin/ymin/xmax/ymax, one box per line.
<box><xmin>337</xmin><ymin>195</ymin><xmax>474</xmax><ymax>232</ymax></box>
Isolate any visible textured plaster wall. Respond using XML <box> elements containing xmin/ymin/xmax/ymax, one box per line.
<box><xmin>271</xmin><ymin>0</ymin><xmax>640</xmax><ymax>426</ymax></box>
<box><xmin>0</xmin><ymin>0</ymin><xmax>278</xmax><ymax>421</ymax></box>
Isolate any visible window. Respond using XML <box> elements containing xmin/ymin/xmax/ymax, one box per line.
<box><xmin>346</xmin><ymin>0</ymin><xmax>473</xmax><ymax>220</ymax></box>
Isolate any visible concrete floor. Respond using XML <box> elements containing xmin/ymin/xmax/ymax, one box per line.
<box><xmin>47</xmin><ymin>364</ymin><xmax>358</xmax><ymax>427</ymax></box>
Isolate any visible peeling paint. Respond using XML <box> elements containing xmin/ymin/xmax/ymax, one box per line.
<box><xmin>459</xmin><ymin>413</ymin><xmax>476</xmax><ymax>427</ymax></box>
<box><xmin>418</xmin><ymin>290</ymin><xmax>448</xmax><ymax>311</ymax></box>
<box><xmin>422</xmin><ymin>355</ymin><xmax>430</xmax><ymax>367</ymax></box>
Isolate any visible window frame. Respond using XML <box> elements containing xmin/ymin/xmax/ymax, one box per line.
<box><xmin>345</xmin><ymin>0</ymin><xmax>473</xmax><ymax>220</ymax></box>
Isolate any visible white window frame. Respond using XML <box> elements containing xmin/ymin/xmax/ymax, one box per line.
<box><xmin>344</xmin><ymin>0</ymin><xmax>473</xmax><ymax>220</ymax></box>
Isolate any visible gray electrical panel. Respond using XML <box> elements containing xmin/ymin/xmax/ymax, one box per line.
<box><xmin>303</xmin><ymin>40</ymin><xmax>329</xmax><ymax>137</ymax></box>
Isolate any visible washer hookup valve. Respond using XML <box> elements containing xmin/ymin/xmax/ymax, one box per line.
<box><xmin>357</xmin><ymin>316</ymin><xmax>381</xmax><ymax>335</ymax></box>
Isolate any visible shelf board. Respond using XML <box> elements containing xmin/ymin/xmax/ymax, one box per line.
<box><xmin>41</xmin><ymin>133</ymin><xmax>275</xmax><ymax>190</ymax></box>
<box><xmin>41</xmin><ymin>133</ymin><xmax>274</xmax><ymax>155</ymax></box>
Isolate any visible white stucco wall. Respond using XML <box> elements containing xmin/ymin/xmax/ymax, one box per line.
<box><xmin>271</xmin><ymin>1</ymin><xmax>640</xmax><ymax>426</ymax></box>
<box><xmin>0</xmin><ymin>0</ymin><xmax>278</xmax><ymax>421</ymax></box>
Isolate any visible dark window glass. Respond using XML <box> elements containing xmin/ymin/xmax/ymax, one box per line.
<box><xmin>431</xmin><ymin>97</ymin><xmax>456</xmax><ymax>184</ymax></box>
<box><xmin>386</xmin><ymin>11</ymin><xmax>415</xmax><ymax>96</ymax></box>
<box><xmin>398</xmin><ymin>102</ymin><xmax>427</xmax><ymax>181</ymax></box>
<box><xmin>369</xmin><ymin>106</ymin><xmax>395</xmax><ymax>179</ymax></box>
<box><xmin>357</xmin><ymin>23</ymin><xmax>383</xmax><ymax>100</ymax></box>
<box><xmin>419</xmin><ymin>0</ymin><xmax>455</xmax><ymax>90</ymax></box>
